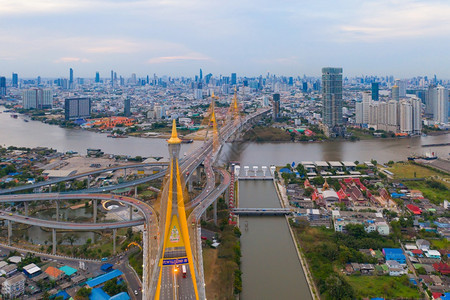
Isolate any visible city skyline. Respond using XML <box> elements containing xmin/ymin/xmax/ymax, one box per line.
<box><xmin>1</xmin><ymin>0</ymin><xmax>450</xmax><ymax>77</ymax></box>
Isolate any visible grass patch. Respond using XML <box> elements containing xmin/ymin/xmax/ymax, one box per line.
<box><xmin>431</xmin><ymin>239</ymin><xmax>450</xmax><ymax>250</ymax></box>
<box><xmin>402</xmin><ymin>180</ymin><xmax>450</xmax><ymax>204</ymax></box>
<box><xmin>390</xmin><ymin>162</ymin><xmax>449</xmax><ymax>183</ymax></box>
<box><xmin>346</xmin><ymin>275</ymin><xmax>422</xmax><ymax>299</ymax></box>
<box><xmin>243</xmin><ymin>126</ymin><xmax>291</xmax><ymax>142</ymax></box>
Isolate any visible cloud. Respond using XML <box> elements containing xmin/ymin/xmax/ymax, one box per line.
<box><xmin>148</xmin><ymin>53</ymin><xmax>212</xmax><ymax>64</ymax></box>
<box><xmin>338</xmin><ymin>0</ymin><xmax>450</xmax><ymax>42</ymax></box>
<box><xmin>54</xmin><ymin>57</ymin><xmax>90</xmax><ymax>63</ymax></box>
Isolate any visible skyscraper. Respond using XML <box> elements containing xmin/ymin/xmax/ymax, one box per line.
<box><xmin>199</xmin><ymin>69</ymin><xmax>203</xmax><ymax>81</ymax></box>
<box><xmin>0</xmin><ymin>77</ymin><xmax>6</xmax><ymax>96</ymax></box>
<box><xmin>302</xmin><ymin>82</ymin><xmax>308</xmax><ymax>93</ymax></box>
<box><xmin>124</xmin><ymin>98</ymin><xmax>131</xmax><ymax>117</ymax></box>
<box><xmin>69</xmin><ymin>68</ymin><xmax>74</xmax><ymax>89</ymax></box>
<box><xmin>95</xmin><ymin>72</ymin><xmax>100</xmax><ymax>83</ymax></box>
<box><xmin>111</xmin><ymin>70</ymin><xmax>114</xmax><ymax>87</ymax></box>
<box><xmin>65</xmin><ymin>98</ymin><xmax>91</xmax><ymax>120</ymax></box>
<box><xmin>394</xmin><ymin>79</ymin><xmax>406</xmax><ymax>97</ymax></box>
<box><xmin>362</xmin><ymin>91</ymin><xmax>371</xmax><ymax>124</ymax></box>
<box><xmin>12</xmin><ymin>73</ymin><xmax>18</xmax><ymax>88</ymax></box>
<box><xmin>322</xmin><ymin>67</ymin><xmax>343</xmax><ymax>129</ymax></box>
<box><xmin>371</xmin><ymin>82</ymin><xmax>379</xmax><ymax>101</ymax></box>
<box><xmin>434</xmin><ymin>86</ymin><xmax>449</xmax><ymax>124</ymax></box>
<box><xmin>231</xmin><ymin>73</ymin><xmax>237</xmax><ymax>85</ymax></box>
<box><xmin>392</xmin><ymin>85</ymin><xmax>399</xmax><ymax>101</ymax></box>
<box><xmin>425</xmin><ymin>85</ymin><xmax>437</xmax><ymax>117</ymax></box>
<box><xmin>272</xmin><ymin>93</ymin><xmax>280</xmax><ymax>120</ymax></box>
<box><xmin>22</xmin><ymin>89</ymin><xmax>52</xmax><ymax>109</ymax></box>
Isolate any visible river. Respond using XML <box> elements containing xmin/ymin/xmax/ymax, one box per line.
<box><xmin>239</xmin><ymin>180</ymin><xmax>311</xmax><ymax>300</ymax></box>
<box><xmin>1</xmin><ymin>106</ymin><xmax>448</xmax><ymax>164</ymax></box>
<box><xmin>0</xmin><ymin>106</ymin><xmax>199</xmax><ymax>159</ymax></box>
<box><xmin>219</xmin><ymin>135</ymin><xmax>449</xmax><ymax>166</ymax></box>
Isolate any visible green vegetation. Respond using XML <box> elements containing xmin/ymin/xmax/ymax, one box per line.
<box><xmin>389</xmin><ymin>162</ymin><xmax>449</xmax><ymax>182</ymax></box>
<box><xmin>129</xmin><ymin>250</ymin><xmax>143</xmax><ymax>278</ymax></box>
<box><xmin>243</xmin><ymin>126</ymin><xmax>291</xmax><ymax>142</ymax></box>
<box><xmin>75</xmin><ymin>287</ymin><xmax>92</xmax><ymax>300</ymax></box>
<box><xmin>203</xmin><ymin>197</ymin><xmax>241</xmax><ymax>299</ymax></box>
<box><xmin>293</xmin><ymin>224</ymin><xmax>408</xmax><ymax>299</ymax></box>
<box><xmin>103</xmin><ymin>278</ymin><xmax>128</xmax><ymax>295</ymax></box>
<box><xmin>346</xmin><ymin>276</ymin><xmax>421</xmax><ymax>299</ymax></box>
<box><xmin>430</xmin><ymin>239</ymin><xmax>450</xmax><ymax>250</ymax></box>
<box><xmin>403</xmin><ymin>180</ymin><xmax>450</xmax><ymax>205</ymax></box>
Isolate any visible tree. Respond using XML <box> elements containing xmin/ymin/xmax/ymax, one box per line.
<box><xmin>65</xmin><ymin>234</ymin><xmax>78</xmax><ymax>246</ymax></box>
<box><xmin>311</xmin><ymin>176</ymin><xmax>325</xmax><ymax>186</ymax></box>
<box><xmin>75</xmin><ymin>287</ymin><xmax>92</xmax><ymax>300</ymax></box>
<box><xmin>325</xmin><ymin>274</ymin><xmax>354</xmax><ymax>299</ymax></box>
<box><xmin>103</xmin><ymin>279</ymin><xmax>127</xmax><ymax>295</ymax></box>
<box><xmin>304</xmin><ymin>187</ymin><xmax>314</xmax><ymax>197</ymax></box>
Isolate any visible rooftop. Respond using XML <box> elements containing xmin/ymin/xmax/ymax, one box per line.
<box><xmin>86</xmin><ymin>269</ymin><xmax>123</xmax><ymax>288</ymax></box>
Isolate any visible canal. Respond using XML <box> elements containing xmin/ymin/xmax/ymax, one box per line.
<box><xmin>239</xmin><ymin>180</ymin><xmax>311</xmax><ymax>300</ymax></box>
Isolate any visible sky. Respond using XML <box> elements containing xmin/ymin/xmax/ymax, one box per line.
<box><xmin>1</xmin><ymin>0</ymin><xmax>450</xmax><ymax>78</ymax></box>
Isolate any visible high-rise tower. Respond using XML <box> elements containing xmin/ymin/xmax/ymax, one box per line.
<box><xmin>371</xmin><ymin>82</ymin><xmax>379</xmax><ymax>101</ymax></box>
<box><xmin>69</xmin><ymin>68</ymin><xmax>74</xmax><ymax>89</ymax></box>
<box><xmin>322</xmin><ymin>67</ymin><xmax>343</xmax><ymax>129</ymax></box>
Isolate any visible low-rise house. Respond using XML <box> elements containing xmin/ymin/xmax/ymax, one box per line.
<box><xmin>417</xmin><ymin>239</ymin><xmax>431</xmax><ymax>251</ymax></box>
<box><xmin>433</xmin><ymin>262</ymin><xmax>450</xmax><ymax>275</ymax></box>
<box><xmin>386</xmin><ymin>260</ymin><xmax>406</xmax><ymax>276</ymax></box>
<box><xmin>23</xmin><ymin>263</ymin><xmax>42</xmax><ymax>278</ymax></box>
<box><xmin>0</xmin><ymin>263</ymin><xmax>17</xmax><ymax>277</ymax></box>
<box><xmin>8</xmin><ymin>256</ymin><xmax>22</xmax><ymax>264</ymax></box>
<box><xmin>2</xmin><ymin>273</ymin><xmax>26</xmax><ymax>298</ymax></box>
<box><xmin>419</xmin><ymin>275</ymin><xmax>433</xmax><ymax>286</ymax></box>
<box><xmin>412</xmin><ymin>249</ymin><xmax>424</xmax><ymax>257</ymax></box>
<box><xmin>45</xmin><ymin>266</ymin><xmax>65</xmax><ymax>281</ymax></box>
<box><xmin>426</xmin><ymin>250</ymin><xmax>442</xmax><ymax>259</ymax></box>
<box><xmin>383</xmin><ymin>248</ymin><xmax>406</xmax><ymax>264</ymax></box>
<box><xmin>350</xmin><ymin>263</ymin><xmax>360</xmax><ymax>272</ymax></box>
<box><xmin>431</xmin><ymin>275</ymin><xmax>443</xmax><ymax>286</ymax></box>
<box><xmin>360</xmin><ymin>264</ymin><xmax>375</xmax><ymax>275</ymax></box>
<box><xmin>422</xmin><ymin>264</ymin><xmax>436</xmax><ymax>274</ymax></box>
<box><xmin>0</xmin><ymin>261</ymin><xmax>8</xmax><ymax>269</ymax></box>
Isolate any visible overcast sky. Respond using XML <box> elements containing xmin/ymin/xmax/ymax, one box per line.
<box><xmin>1</xmin><ymin>0</ymin><xmax>450</xmax><ymax>78</ymax></box>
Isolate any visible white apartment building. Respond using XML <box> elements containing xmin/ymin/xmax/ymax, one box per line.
<box><xmin>2</xmin><ymin>273</ymin><xmax>25</xmax><ymax>298</ymax></box>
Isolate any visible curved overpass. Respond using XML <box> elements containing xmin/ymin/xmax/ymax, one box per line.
<box><xmin>0</xmin><ymin>162</ymin><xmax>168</xmax><ymax>195</ymax></box>
<box><xmin>0</xmin><ymin>211</ymin><xmax>145</xmax><ymax>230</ymax></box>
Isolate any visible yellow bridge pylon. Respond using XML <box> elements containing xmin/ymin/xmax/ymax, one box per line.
<box><xmin>202</xmin><ymin>92</ymin><xmax>220</xmax><ymax>153</ymax></box>
<box><xmin>228</xmin><ymin>88</ymin><xmax>240</xmax><ymax>125</ymax></box>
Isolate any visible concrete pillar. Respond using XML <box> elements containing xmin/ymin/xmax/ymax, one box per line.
<box><xmin>188</xmin><ymin>177</ymin><xmax>193</xmax><ymax>193</ymax></box>
<box><xmin>213</xmin><ymin>199</ymin><xmax>218</xmax><ymax>226</ymax></box>
<box><xmin>124</xmin><ymin>168</ymin><xmax>127</xmax><ymax>178</ymax></box>
<box><xmin>49</xmin><ymin>184</ymin><xmax>52</xmax><ymax>193</ymax></box>
<box><xmin>113</xmin><ymin>229</ymin><xmax>117</xmax><ymax>254</ymax></box>
<box><xmin>55</xmin><ymin>200</ymin><xmax>60</xmax><ymax>221</ymax></box>
<box><xmin>24</xmin><ymin>202</ymin><xmax>28</xmax><ymax>216</ymax></box>
<box><xmin>87</xmin><ymin>176</ymin><xmax>90</xmax><ymax>189</ymax></box>
<box><xmin>7</xmin><ymin>220</ymin><xmax>12</xmax><ymax>245</ymax></box>
<box><xmin>129</xmin><ymin>205</ymin><xmax>133</xmax><ymax>221</ymax></box>
<box><xmin>134</xmin><ymin>186</ymin><xmax>137</xmax><ymax>197</ymax></box>
<box><xmin>52</xmin><ymin>229</ymin><xmax>56</xmax><ymax>255</ymax></box>
<box><xmin>202</xmin><ymin>210</ymin><xmax>207</xmax><ymax>222</ymax></box>
<box><xmin>93</xmin><ymin>199</ymin><xmax>98</xmax><ymax>223</ymax></box>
